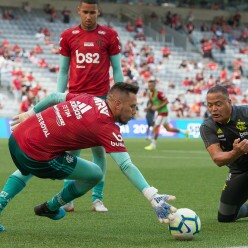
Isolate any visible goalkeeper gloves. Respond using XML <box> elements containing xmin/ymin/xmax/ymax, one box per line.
<box><xmin>143</xmin><ymin>186</ymin><xmax>177</xmax><ymax>224</ymax></box>
<box><xmin>10</xmin><ymin>109</ymin><xmax>35</xmax><ymax>131</ymax></box>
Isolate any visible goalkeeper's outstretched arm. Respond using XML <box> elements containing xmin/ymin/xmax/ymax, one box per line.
<box><xmin>109</xmin><ymin>152</ymin><xmax>177</xmax><ymax>223</ymax></box>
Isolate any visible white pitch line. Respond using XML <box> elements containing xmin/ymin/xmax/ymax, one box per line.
<box><xmin>159</xmin><ymin>149</ymin><xmax>207</xmax><ymax>154</ymax></box>
<box><xmin>225</xmin><ymin>246</ymin><xmax>248</xmax><ymax>248</ymax></box>
<box><xmin>130</xmin><ymin>154</ymin><xmax>210</xmax><ymax>160</ymax></box>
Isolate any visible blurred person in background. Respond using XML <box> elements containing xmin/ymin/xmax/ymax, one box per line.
<box><xmin>145</xmin><ymin>79</ymin><xmax>189</xmax><ymax>151</ymax></box>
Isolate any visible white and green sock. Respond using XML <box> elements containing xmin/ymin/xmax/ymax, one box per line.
<box><xmin>91</xmin><ymin>146</ymin><xmax>106</xmax><ymax>203</ymax></box>
<box><xmin>47</xmin><ymin>181</ymin><xmax>83</xmax><ymax>211</ymax></box>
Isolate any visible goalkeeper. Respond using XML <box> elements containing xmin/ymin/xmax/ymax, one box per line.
<box><xmin>0</xmin><ymin>83</ymin><xmax>176</xmax><ymax>231</ymax></box>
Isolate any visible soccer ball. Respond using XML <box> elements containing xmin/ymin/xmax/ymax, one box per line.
<box><xmin>168</xmin><ymin>208</ymin><xmax>201</xmax><ymax>240</ymax></box>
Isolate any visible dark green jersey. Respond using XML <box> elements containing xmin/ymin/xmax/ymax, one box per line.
<box><xmin>200</xmin><ymin>105</ymin><xmax>248</xmax><ymax>173</ymax></box>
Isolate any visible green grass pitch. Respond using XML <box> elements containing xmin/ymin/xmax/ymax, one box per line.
<box><xmin>0</xmin><ymin>138</ymin><xmax>247</xmax><ymax>248</ymax></box>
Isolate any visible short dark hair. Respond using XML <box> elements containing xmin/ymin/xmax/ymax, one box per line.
<box><xmin>80</xmin><ymin>0</ymin><xmax>99</xmax><ymax>5</ymax></box>
<box><xmin>109</xmin><ymin>82</ymin><xmax>139</xmax><ymax>96</ymax></box>
<box><xmin>148</xmin><ymin>78</ymin><xmax>156</xmax><ymax>83</ymax></box>
<box><xmin>207</xmin><ymin>85</ymin><xmax>229</xmax><ymax>98</ymax></box>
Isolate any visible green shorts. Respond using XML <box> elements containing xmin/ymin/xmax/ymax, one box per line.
<box><xmin>8</xmin><ymin>135</ymin><xmax>77</xmax><ymax>180</ymax></box>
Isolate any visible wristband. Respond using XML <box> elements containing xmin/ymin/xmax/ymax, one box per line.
<box><xmin>142</xmin><ymin>186</ymin><xmax>158</xmax><ymax>201</ymax></box>
<box><xmin>27</xmin><ymin>108</ymin><xmax>35</xmax><ymax>116</ymax></box>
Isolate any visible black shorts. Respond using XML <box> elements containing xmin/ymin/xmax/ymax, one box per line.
<box><xmin>8</xmin><ymin>134</ymin><xmax>77</xmax><ymax>180</ymax></box>
<box><xmin>220</xmin><ymin>171</ymin><xmax>248</xmax><ymax>214</ymax></box>
<box><xmin>146</xmin><ymin>111</ymin><xmax>155</xmax><ymax>127</ymax></box>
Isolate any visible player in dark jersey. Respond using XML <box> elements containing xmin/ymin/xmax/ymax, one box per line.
<box><xmin>145</xmin><ymin>99</ymin><xmax>155</xmax><ymax>141</ymax></box>
<box><xmin>57</xmin><ymin>0</ymin><xmax>124</xmax><ymax>212</ymax></box>
<box><xmin>0</xmin><ymin>83</ymin><xmax>176</xmax><ymax>231</ymax></box>
<box><xmin>200</xmin><ymin>85</ymin><xmax>248</xmax><ymax>222</ymax></box>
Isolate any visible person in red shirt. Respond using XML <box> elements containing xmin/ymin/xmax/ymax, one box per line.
<box><xmin>171</xmin><ymin>13</ymin><xmax>179</xmax><ymax>29</ymax></box>
<box><xmin>11</xmin><ymin>67</ymin><xmax>20</xmax><ymax>77</ymax></box>
<box><xmin>2</xmin><ymin>10</ymin><xmax>14</xmax><ymax>20</ymax></box>
<box><xmin>201</xmin><ymin>38</ymin><xmax>213</xmax><ymax>59</ymax></box>
<box><xmin>134</xmin><ymin>16</ymin><xmax>144</xmax><ymax>33</ymax></box>
<box><xmin>186</xmin><ymin>21</ymin><xmax>194</xmax><ymax>35</ymax></box>
<box><xmin>38</xmin><ymin>57</ymin><xmax>48</xmax><ymax>68</ymax></box>
<box><xmin>12</xmin><ymin>44</ymin><xmax>21</xmax><ymax>54</ymax></box>
<box><xmin>239</xmin><ymin>28</ymin><xmax>247</xmax><ymax>42</ymax></box>
<box><xmin>241</xmin><ymin>95</ymin><xmax>248</xmax><ymax>105</ymax></box>
<box><xmin>232</xmin><ymin>69</ymin><xmax>241</xmax><ymax>85</ymax></box>
<box><xmin>44</xmin><ymin>37</ymin><xmax>53</xmax><ymax>47</ymax></box>
<box><xmin>125</xmin><ymin>21</ymin><xmax>134</xmax><ymax>32</ymax></box>
<box><xmin>233</xmin><ymin>58</ymin><xmax>244</xmax><ymax>76</ymax></box>
<box><xmin>19</xmin><ymin>87</ymin><xmax>36</xmax><ymax>113</ymax></box>
<box><xmin>1</xmin><ymin>39</ymin><xmax>10</xmax><ymax>48</ymax></box>
<box><xmin>12</xmin><ymin>75</ymin><xmax>22</xmax><ymax>102</ymax></box>
<box><xmin>220</xmin><ymin>66</ymin><xmax>227</xmax><ymax>82</ymax></box>
<box><xmin>162</xmin><ymin>47</ymin><xmax>171</xmax><ymax>59</ymax></box>
<box><xmin>0</xmin><ymin>83</ymin><xmax>176</xmax><ymax>231</ymax></box>
<box><xmin>42</xmin><ymin>27</ymin><xmax>51</xmax><ymax>37</ymax></box>
<box><xmin>206</xmin><ymin>75</ymin><xmax>215</xmax><ymax>88</ymax></box>
<box><xmin>207</xmin><ymin>61</ymin><xmax>218</xmax><ymax>70</ymax></box>
<box><xmin>215</xmin><ymin>35</ymin><xmax>227</xmax><ymax>53</ymax></box>
<box><xmin>181</xmin><ymin>77</ymin><xmax>194</xmax><ymax>86</ymax></box>
<box><xmin>26</xmin><ymin>72</ymin><xmax>34</xmax><ymax>82</ymax></box>
<box><xmin>57</xmin><ymin>0</ymin><xmax>124</xmax><ymax>212</ymax></box>
<box><xmin>239</xmin><ymin>46</ymin><xmax>248</xmax><ymax>54</ymax></box>
<box><xmin>34</xmin><ymin>44</ymin><xmax>43</xmax><ymax>54</ymax></box>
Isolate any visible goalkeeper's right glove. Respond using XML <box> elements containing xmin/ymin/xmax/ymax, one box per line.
<box><xmin>143</xmin><ymin>186</ymin><xmax>177</xmax><ymax>224</ymax></box>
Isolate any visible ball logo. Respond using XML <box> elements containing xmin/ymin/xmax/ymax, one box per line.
<box><xmin>182</xmin><ymin>221</ymin><xmax>191</xmax><ymax>233</ymax></box>
<box><xmin>76</xmin><ymin>50</ymin><xmax>100</xmax><ymax>64</ymax></box>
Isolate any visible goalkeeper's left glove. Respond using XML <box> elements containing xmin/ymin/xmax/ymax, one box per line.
<box><xmin>143</xmin><ymin>186</ymin><xmax>177</xmax><ymax>224</ymax></box>
<box><xmin>10</xmin><ymin>109</ymin><xmax>35</xmax><ymax>131</ymax></box>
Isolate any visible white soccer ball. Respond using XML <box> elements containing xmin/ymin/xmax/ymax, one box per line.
<box><xmin>168</xmin><ymin>208</ymin><xmax>201</xmax><ymax>240</ymax></box>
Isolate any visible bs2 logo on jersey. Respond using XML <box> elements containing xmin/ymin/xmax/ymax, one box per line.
<box><xmin>76</xmin><ymin>50</ymin><xmax>100</xmax><ymax>68</ymax></box>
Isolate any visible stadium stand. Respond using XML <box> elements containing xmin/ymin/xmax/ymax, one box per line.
<box><xmin>0</xmin><ymin>1</ymin><xmax>248</xmax><ymax>119</ymax></box>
